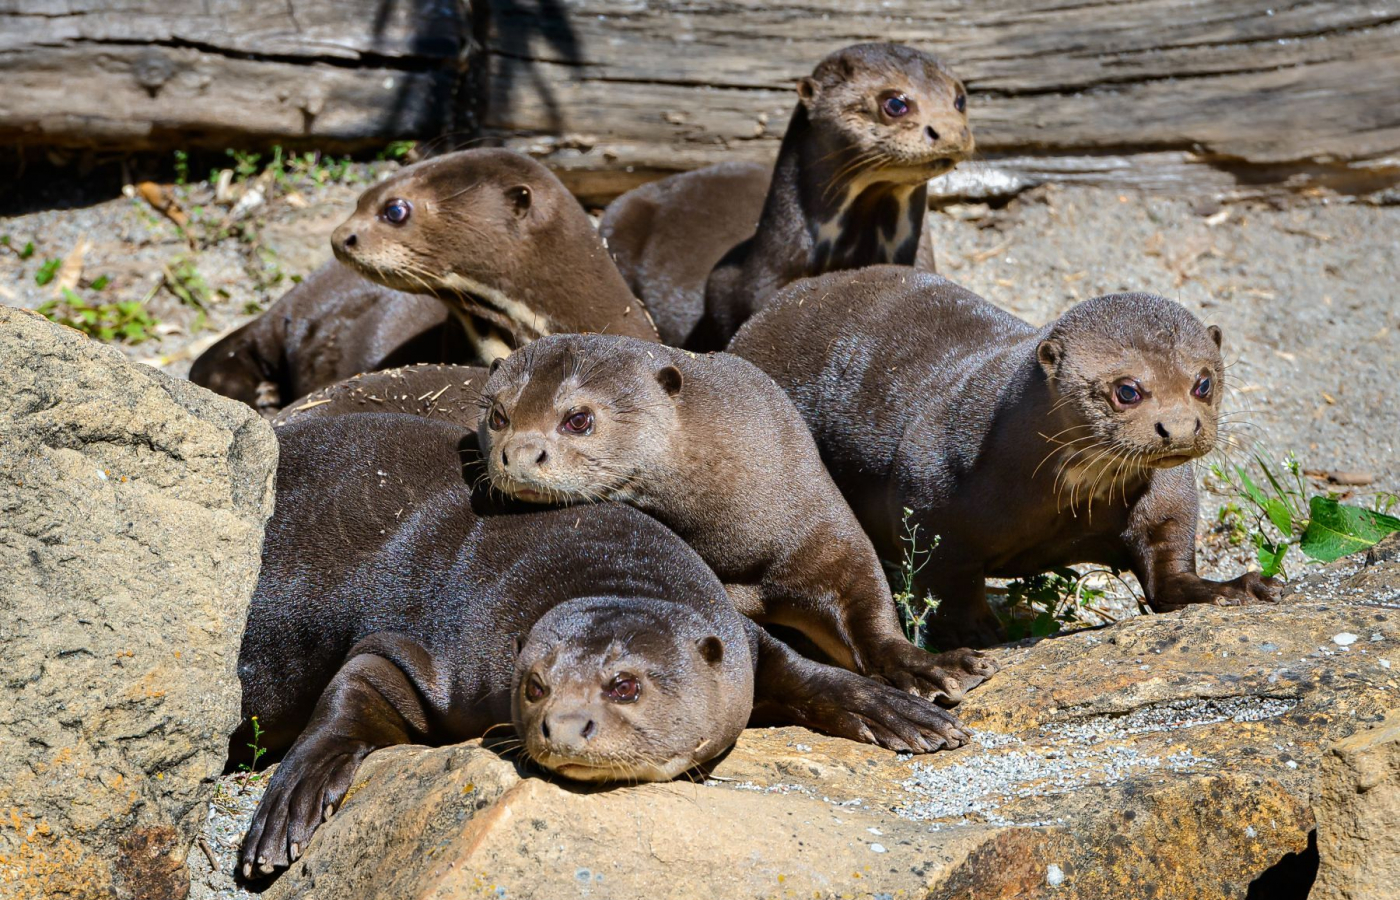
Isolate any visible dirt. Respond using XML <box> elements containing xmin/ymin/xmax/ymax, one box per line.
<box><xmin>1</xmin><ymin>165</ymin><xmax>1395</xmax><ymax>897</ymax></box>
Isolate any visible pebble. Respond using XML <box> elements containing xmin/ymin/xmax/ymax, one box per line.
<box><xmin>1047</xmin><ymin>863</ymin><xmax>1066</xmax><ymax>887</ymax></box>
<box><xmin>870</xmin><ymin>843</ymin><xmax>887</xmax><ymax>853</ymax></box>
<box><xmin>1332</xmin><ymin>633</ymin><xmax>1358</xmax><ymax>646</ymax></box>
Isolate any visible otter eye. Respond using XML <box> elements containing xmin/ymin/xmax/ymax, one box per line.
<box><xmin>954</xmin><ymin>93</ymin><xmax>967</xmax><ymax>113</ymax></box>
<box><xmin>559</xmin><ymin>408</ymin><xmax>594</xmax><ymax>435</ymax></box>
<box><xmin>488</xmin><ymin>406</ymin><xmax>508</xmax><ymax>430</ymax></box>
<box><xmin>1114</xmin><ymin>382</ymin><xmax>1143</xmax><ymax>406</ymax></box>
<box><xmin>604</xmin><ymin>675</ymin><xmax>640</xmax><ymax>703</ymax></box>
<box><xmin>525</xmin><ymin>675</ymin><xmax>546</xmax><ymax>702</ymax></box>
<box><xmin>879</xmin><ymin>92</ymin><xmax>911</xmax><ymax>118</ymax></box>
<box><xmin>381</xmin><ymin>198</ymin><xmax>412</xmax><ymax>225</ymax></box>
<box><xmin>1193</xmin><ymin>376</ymin><xmax>1212</xmax><ymax>400</ymax></box>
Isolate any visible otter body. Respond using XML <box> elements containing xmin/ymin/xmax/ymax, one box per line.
<box><xmin>729</xmin><ymin>267</ymin><xmax>1279</xmax><ymax>647</ymax></box>
<box><xmin>271</xmin><ymin>363</ymin><xmax>489</xmax><ymax>427</ymax></box>
<box><xmin>189</xmin><ymin>262</ymin><xmax>465</xmax><ymax>412</ymax></box>
<box><xmin>238</xmin><ymin>413</ymin><xmax>967</xmax><ymax>878</ymax></box>
<box><xmin>603</xmin><ymin>43</ymin><xmax>971</xmax><ymax>350</ymax></box>
<box><xmin>478</xmin><ymin>335</ymin><xmax>996</xmax><ymax>702</ymax></box>
<box><xmin>332</xmin><ymin>149</ymin><xmax>658</xmax><ymax>362</ymax></box>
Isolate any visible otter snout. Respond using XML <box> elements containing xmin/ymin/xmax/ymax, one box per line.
<box><xmin>540</xmin><ymin>708</ymin><xmax>598</xmax><ymax>753</ymax></box>
<box><xmin>1154</xmin><ymin>414</ymin><xmax>1203</xmax><ymax>445</ymax></box>
<box><xmin>498</xmin><ymin>436</ymin><xmax>549</xmax><ymax>477</ymax></box>
<box><xmin>330</xmin><ymin>221</ymin><xmax>361</xmax><ymax>261</ymax></box>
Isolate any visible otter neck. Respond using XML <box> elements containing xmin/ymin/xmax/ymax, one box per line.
<box><xmin>752</xmin><ymin>105</ymin><xmax>928</xmax><ymax>278</ymax></box>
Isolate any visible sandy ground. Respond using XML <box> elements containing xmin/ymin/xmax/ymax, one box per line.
<box><xmin>1</xmin><ymin>166</ymin><xmax>1395</xmax><ymax>895</ymax></box>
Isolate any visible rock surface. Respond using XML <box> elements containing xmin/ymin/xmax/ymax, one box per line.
<box><xmin>1314</xmin><ymin>708</ymin><xmax>1400</xmax><ymax>900</ymax></box>
<box><xmin>0</xmin><ymin>307</ymin><xmax>277</xmax><ymax>900</ymax></box>
<box><xmin>258</xmin><ymin>540</ymin><xmax>1400</xmax><ymax>899</ymax></box>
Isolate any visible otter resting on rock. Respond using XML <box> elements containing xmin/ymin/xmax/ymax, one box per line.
<box><xmin>331</xmin><ymin>148</ymin><xmax>659</xmax><ymax>363</ymax></box>
<box><xmin>235</xmin><ymin>413</ymin><xmax>969</xmax><ymax>879</ymax></box>
<box><xmin>475</xmin><ymin>334</ymin><xmax>998</xmax><ymax>703</ymax></box>
<box><xmin>601</xmin><ymin>42</ymin><xmax>972</xmax><ymax>349</ymax></box>
<box><xmin>728</xmin><ymin>266</ymin><xmax>1281</xmax><ymax>648</ymax></box>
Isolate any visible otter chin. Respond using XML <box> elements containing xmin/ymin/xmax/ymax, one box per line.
<box><xmin>512</xmin><ymin>599</ymin><xmax>751</xmax><ymax>784</ymax></box>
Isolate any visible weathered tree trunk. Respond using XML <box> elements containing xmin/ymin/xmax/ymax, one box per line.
<box><xmin>477</xmin><ymin>0</ymin><xmax>1400</xmax><ymax>201</ymax></box>
<box><xmin>0</xmin><ymin>0</ymin><xmax>477</xmax><ymax>152</ymax></box>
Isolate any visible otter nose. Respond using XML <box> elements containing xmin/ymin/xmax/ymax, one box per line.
<box><xmin>542</xmin><ymin>711</ymin><xmax>597</xmax><ymax>751</ymax></box>
<box><xmin>501</xmin><ymin>440</ymin><xmax>547</xmax><ymax>472</ymax></box>
<box><xmin>1154</xmin><ymin>417</ymin><xmax>1200</xmax><ymax>443</ymax></box>
<box><xmin>924</xmin><ymin>124</ymin><xmax>940</xmax><ymax>143</ymax></box>
<box><xmin>342</xmin><ymin>233</ymin><xmax>357</xmax><ymax>248</ymax></box>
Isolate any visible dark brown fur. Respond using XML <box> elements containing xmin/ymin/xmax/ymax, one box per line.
<box><xmin>478</xmin><ymin>335</ymin><xmax>997</xmax><ymax>702</ymax></box>
<box><xmin>729</xmin><ymin>267</ymin><xmax>1280</xmax><ymax>647</ymax></box>
<box><xmin>188</xmin><ymin>262</ymin><xmax>467</xmax><ymax>413</ymax></box>
<box><xmin>332</xmin><ymin>148</ymin><xmax>658</xmax><ymax>361</ymax></box>
<box><xmin>271</xmin><ymin>363</ymin><xmax>488</xmax><ymax>428</ymax></box>
<box><xmin>236</xmin><ymin>413</ymin><xmax>967</xmax><ymax>878</ymax></box>
<box><xmin>602</xmin><ymin>43</ymin><xmax>970</xmax><ymax>350</ymax></box>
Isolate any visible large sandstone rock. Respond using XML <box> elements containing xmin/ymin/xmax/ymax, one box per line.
<box><xmin>0</xmin><ymin>308</ymin><xmax>277</xmax><ymax>900</ymax></box>
<box><xmin>264</xmin><ymin>542</ymin><xmax>1400</xmax><ymax>899</ymax></box>
<box><xmin>1314</xmin><ymin>709</ymin><xmax>1400</xmax><ymax>900</ymax></box>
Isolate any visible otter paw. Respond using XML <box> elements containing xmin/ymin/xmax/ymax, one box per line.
<box><xmin>238</xmin><ymin>745</ymin><xmax>366</xmax><ymax>880</ymax></box>
<box><xmin>875</xmin><ymin>645</ymin><xmax>1000</xmax><ymax>706</ymax></box>
<box><xmin>1153</xmin><ymin>572</ymin><xmax>1283</xmax><ymax>611</ymax></box>
<box><xmin>816</xmin><ymin>669</ymin><xmax>970</xmax><ymax>753</ymax></box>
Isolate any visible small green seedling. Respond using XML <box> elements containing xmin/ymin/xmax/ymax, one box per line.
<box><xmin>239</xmin><ymin>715</ymin><xmax>268</xmax><ymax>788</ymax></box>
<box><xmin>34</xmin><ymin>257</ymin><xmax>61</xmax><ymax>286</ymax></box>
<box><xmin>889</xmin><ymin>508</ymin><xmax>941</xmax><ymax>647</ymax></box>
<box><xmin>38</xmin><ymin>289</ymin><xmax>158</xmax><ymax>343</ymax></box>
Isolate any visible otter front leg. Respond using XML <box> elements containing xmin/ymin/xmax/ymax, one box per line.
<box><xmin>1125</xmin><ymin>468</ymin><xmax>1282</xmax><ymax>611</ymax></box>
<box><xmin>746</xmin><ymin>623</ymin><xmax>969</xmax><ymax>754</ymax></box>
<box><xmin>239</xmin><ymin>634</ymin><xmax>441</xmax><ymax>880</ymax></box>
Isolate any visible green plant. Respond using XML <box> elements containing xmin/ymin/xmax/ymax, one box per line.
<box><xmin>163</xmin><ymin>256</ymin><xmax>211</xmax><ymax>331</ymax></box>
<box><xmin>1</xmin><ymin>236</ymin><xmax>36</xmax><ymax>259</ymax></box>
<box><xmin>173</xmin><ymin>149</ymin><xmax>190</xmax><ymax>186</ymax></box>
<box><xmin>1001</xmin><ymin>567</ymin><xmax>1118</xmax><ymax>641</ymax></box>
<box><xmin>239</xmin><ymin>715</ymin><xmax>268</xmax><ymax>788</ymax></box>
<box><xmin>1212</xmin><ymin>453</ymin><xmax>1400</xmax><ymax>577</ymax></box>
<box><xmin>89</xmin><ymin>274</ymin><xmax>110</xmax><ymax>291</ymax></box>
<box><xmin>34</xmin><ymin>257</ymin><xmax>61</xmax><ymax>286</ymax></box>
<box><xmin>225</xmin><ymin>148</ymin><xmax>262</xmax><ymax>182</ymax></box>
<box><xmin>378</xmin><ymin>140</ymin><xmax>417</xmax><ymax>161</ymax></box>
<box><xmin>890</xmin><ymin>508</ymin><xmax>940</xmax><ymax>646</ymax></box>
<box><xmin>38</xmin><ymin>289</ymin><xmax>158</xmax><ymax>343</ymax></box>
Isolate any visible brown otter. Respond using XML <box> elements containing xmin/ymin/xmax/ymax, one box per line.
<box><xmin>476</xmin><ymin>335</ymin><xmax>998</xmax><ymax>702</ymax></box>
<box><xmin>188</xmin><ymin>262</ymin><xmax>465</xmax><ymax>413</ymax></box>
<box><xmin>237</xmin><ymin>413</ymin><xmax>968</xmax><ymax>877</ymax></box>
<box><xmin>600</xmin><ymin>43</ymin><xmax>971</xmax><ymax>349</ymax></box>
<box><xmin>332</xmin><ymin>148</ymin><xmax>659</xmax><ymax>362</ymax></box>
<box><xmin>271</xmin><ymin>363</ymin><xmax>488</xmax><ymax>427</ymax></box>
<box><xmin>728</xmin><ymin>267</ymin><xmax>1281</xmax><ymax>648</ymax></box>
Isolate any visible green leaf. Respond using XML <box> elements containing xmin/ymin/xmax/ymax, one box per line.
<box><xmin>90</xmin><ymin>275</ymin><xmax>110</xmax><ymax>290</ymax></box>
<box><xmin>1254</xmin><ymin>538</ymin><xmax>1287</xmax><ymax>579</ymax></box>
<box><xmin>1263</xmin><ymin>498</ymin><xmax>1293</xmax><ymax>535</ymax></box>
<box><xmin>1235</xmin><ymin>466</ymin><xmax>1269</xmax><ymax>509</ymax></box>
<box><xmin>20</xmin><ymin>242</ymin><xmax>34</xmax><ymax>260</ymax></box>
<box><xmin>1299</xmin><ymin>496</ymin><xmax>1400</xmax><ymax>563</ymax></box>
<box><xmin>1029</xmin><ymin>612</ymin><xmax>1058</xmax><ymax>638</ymax></box>
<box><xmin>34</xmin><ymin>257</ymin><xmax>61</xmax><ymax>286</ymax></box>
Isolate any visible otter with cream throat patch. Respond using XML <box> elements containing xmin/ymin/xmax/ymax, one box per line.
<box><xmin>477</xmin><ymin>335</ymin><xmax>998</xmax><ymax>703</ymax></box>
<box><xmin>729</xmin><ymin>267</ymin><xmax>1280</xmax><ymax>648</ymax></box>
<box><xmin>601</xmin><ymin>43</ymin><xmax>971</xmax><ymax>349</ymax></box>
<box><xmin>332</xmin><ymin>149</ymin><xmax>658</xmax><ymax>362</ymax></box>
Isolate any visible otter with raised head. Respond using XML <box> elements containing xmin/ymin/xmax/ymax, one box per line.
<box><xmin>476</xmin><ymin>335</ymin><xmax>997</xmax><ymax>702</ymax></box>
<box><xmin>729</xmin><ymin>267</ymin><xmax>1281</xmax><ymax>647</ymax></box>
<box><xmin>332</xmin><ymin>148</ymin><xmax>658</xmax><ymax>361</ymax></box>
<box><xmin>189</xmin><ymin>261</ymin><xmax>461</xmax><ymax>413</ymax></box>
<box><xmin>601</xmin><ymin>43</ymin><xmax>972</xmax><ymax>349</ymax></box>
<box><xmin>236</xmin><ymin>413</ymin><xmax>968</xmax><ymax>877</ymax></box>
<box><xmin>271</xmin><ymin>363</ymin><xmax>488</xmax><ymax>427</ymax></box>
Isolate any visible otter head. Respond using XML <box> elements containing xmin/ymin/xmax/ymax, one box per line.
<box><xmin>1037</xmin><ymin>294</ymin><xmax>1225</xmax><ymax>486</ymax></box>
<box><xmin>513</xmin><ymin>598</ymin><xmax>752</xmax><ymax>782</ymax></box>
<box><xmin>479</xmin><ymin>335</ymin><xmax>681</xmax><ymax>504</ymax></box>
<box><xmin>331</xmin><ymin>149</ymin><xmax>583</xmax><ymax>344</ymax></box>
<box><xmin>799</xmin><ymin>42</ymin><xmax>973</xmax><ymax>185</ymax></box>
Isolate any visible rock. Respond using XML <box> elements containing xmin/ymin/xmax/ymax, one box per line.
<box><xmin>0</xmin><ymin>308</ymin><xmax>277</xmax><ymax>900</ymax></box>
<box><xmin>261</xmin><ymin>543</ymin><xmax>1400</xmax><ymax>899</ymax></box>
<box><xmin>1313</xmin><ymin>711</ymin><xmax>1400</xmax><ymax>900</ymax></box>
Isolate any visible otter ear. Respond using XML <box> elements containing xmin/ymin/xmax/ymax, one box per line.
<box><xmin>489</xmin><ymin>357</ymin><xmax>504</xmax><ymax>375</ymax></box>
<box><xmin>1207</xmin><ymin>325</ymin><xmax>1223</xmax><ymax>349</ymax></box>
<box><xmin>506</xmin><ymin>185</ymin><xmax>532</xmax><ymax>217</ymax></box>
<box><xmin>796</xmin><ymin>76</ymin><xmax>820</xmax><ymax>108</ymax></box>
<box><xmin>657</xmin><ymin>365</ymin><xmax>682</xmax><ymax>396</ymax></box>
<box><xmin>1036</xmin><ymin>339</ymin><xmax>1062</xmax><ymax>376</ymax></box>
<box><xmin>510</xmin><ymin>633</ymin><xmax>523</xmax><ymax>658</ymax></box>
<box><xmin>696</xmin><ymin>636</ymin><xmax>723</xmax><ymax>666</ymax></box>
